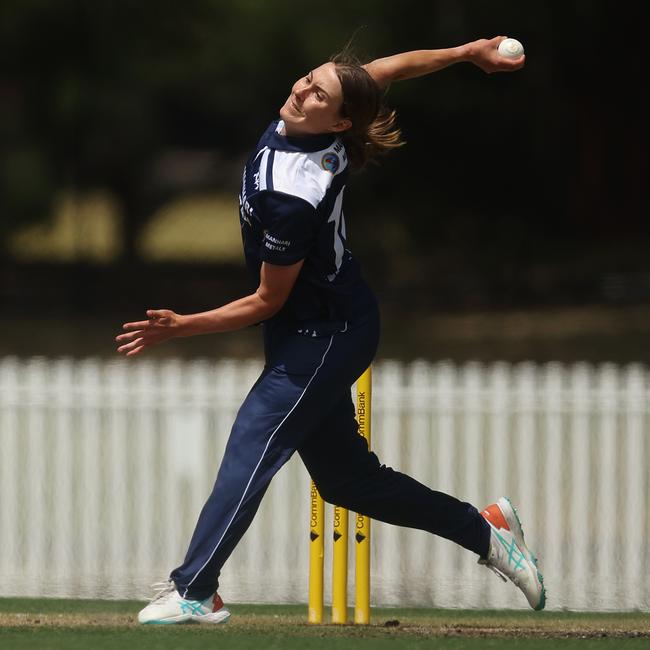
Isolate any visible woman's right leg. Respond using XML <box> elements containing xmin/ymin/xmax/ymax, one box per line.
<box><xmin>298</xmin><ymin>391</ymin><xmax>491</xmax><ymax>557</ymax></box>
<box><xmin>169</xmin><ymin>313</ymin><xmax>380</xmax><ymax>602</ymax></box>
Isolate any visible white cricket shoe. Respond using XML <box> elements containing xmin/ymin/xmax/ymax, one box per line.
<box><xmin>479</xmin><ymin>497</ymin><xmax>546</xmax><ymax>610</ymax></box>
<box><xmin>138</xmin><ymin>580</ymin><xmax>231</xmax><ymax>624</ymax></box>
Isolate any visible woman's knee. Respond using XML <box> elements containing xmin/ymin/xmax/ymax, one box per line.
<box><xmin>313</xmin><ymin>479</ymin><xmax>341</xmax><ymax>505</ymax></box>
<box><xmin>313</xmin><ymin>471</ymin><xmax>372</xmax><ymax>507</ymax></box>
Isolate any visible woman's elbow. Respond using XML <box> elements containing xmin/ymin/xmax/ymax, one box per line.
<box><xmin>256</xmin><ymin>291</ymin><xmax>287</xmax><ymax>319</ymax></box>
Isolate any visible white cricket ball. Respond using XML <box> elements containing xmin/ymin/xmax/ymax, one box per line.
<box><xmin>497</xmin><ymin>38</ymin><xmax>524</xmax><ymax>58</ymax></box>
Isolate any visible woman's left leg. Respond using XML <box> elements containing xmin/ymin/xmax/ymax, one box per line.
<box><xmin>298</xmin><ymin>391</ymin><xmax>491</xmax><ymax>556</ymax></box>
<box><xmin>299</xmin><ymin>391</ymin><xmax>546</xmax><ymax>611</ymax></box>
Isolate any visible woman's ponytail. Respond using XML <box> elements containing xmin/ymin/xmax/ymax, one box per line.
<box><xmin>331</xmin><ymin>52</ymin><xmax>405</xmax><ymax>169</ymax></box>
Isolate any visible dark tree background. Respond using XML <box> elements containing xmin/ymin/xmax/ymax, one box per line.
<box><xmin>1</xmin><ymin>0</ymin><xmax>648</xmax><ymax>360</ymax></box>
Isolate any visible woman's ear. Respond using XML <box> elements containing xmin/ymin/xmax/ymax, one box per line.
<box><xmin>331</xmin><ymin>118</ymin><xmax>352</xmax><ymax>133</ymax></box>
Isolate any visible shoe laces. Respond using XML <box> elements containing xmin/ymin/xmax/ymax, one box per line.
<box><xmin>478</xmin><ymin>558</ymin><xmax>508</xmax><ymax>583</ymax></box>
<box><xmin>479</xmin><ymin>555</ymin><xmax>524</xmax><ymax>588</ymax></box>
<box><xmin>148</xmin><ymin>580</ymin><xmax>177</xmax><ymax>603</ymax></box>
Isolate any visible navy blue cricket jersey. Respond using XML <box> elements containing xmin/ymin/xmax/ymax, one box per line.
<box><xmin>238</xmin><ymin>120</ymin><xmax>376</xmax><ymax>326</ymax></box>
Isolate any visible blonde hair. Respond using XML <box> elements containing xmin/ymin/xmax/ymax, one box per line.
<box><xmin>331</xmin><ymin>53</ymin><xmax>405</xmax><ymax>169</ymax></box>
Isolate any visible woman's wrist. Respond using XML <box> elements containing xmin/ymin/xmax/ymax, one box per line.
<box><xmin>175</xmin><ymin>313</ymin><xmax>198</xmax><ymax>338</ymax></box>
<box><xmin>455</xmin><ymin>42</ymin><xmax>476</xmax><ymax>64</ymax></box>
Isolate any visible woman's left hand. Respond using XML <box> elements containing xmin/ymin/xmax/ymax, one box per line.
<box><xmin>469</xmin><ymin>36</ymin><xmax>525</xmax><ymax>74</ymax></box>
<box><xmin>115</xmin><ymin>309</ymin><xmax>183</xmax><ymax>357</ymax></box>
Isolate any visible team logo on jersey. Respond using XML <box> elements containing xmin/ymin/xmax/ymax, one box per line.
<box><xmin>321</xmin><ymin>152</ymin><xmax>340</xmax><ymax>173</ymax></box>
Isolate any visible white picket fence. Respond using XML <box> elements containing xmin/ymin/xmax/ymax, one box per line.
<box><xmin>0</xmin><ymin>356</ymin><xmax>648</xmax><ymax>611</ymax></box>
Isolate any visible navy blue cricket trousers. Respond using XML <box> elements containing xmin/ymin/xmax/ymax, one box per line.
<box><xmin>171</xmin><ymin>306</ymin><xmax>490</xmax><ymax>600</ymax></box>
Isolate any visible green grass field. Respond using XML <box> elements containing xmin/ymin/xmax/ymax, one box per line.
<box><xmin>1</xmin><ymin>599</ymin><xmax>648</xmax><ymax>649</ymax></box>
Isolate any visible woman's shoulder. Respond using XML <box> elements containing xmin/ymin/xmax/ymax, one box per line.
<box><xmin>269</xmin><ymin>140</ymin><xmax>348</xmax><ymax>208</ymax></box>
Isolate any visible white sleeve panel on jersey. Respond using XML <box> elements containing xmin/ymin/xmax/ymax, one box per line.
<box><xmin>270</xmin><ymin>146</ymin><xmax>348</xmax><ymax>209</ymax></box>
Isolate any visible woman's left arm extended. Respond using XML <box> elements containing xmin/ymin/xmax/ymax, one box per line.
<box><xmin>115</xmin><ymin>260</ymin><xmax>304</xmax><ymax>357</ymax></box>
<box><xmin>364</xmin><ymin>36</ymin><xmax>524</xmax><ymax>88</ymax></box>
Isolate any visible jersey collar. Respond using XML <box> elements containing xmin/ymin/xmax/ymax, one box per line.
<box><xmin>264</xmin><ymin>120</ymin><xmax>337</xmax><ymax>153</ymax></box>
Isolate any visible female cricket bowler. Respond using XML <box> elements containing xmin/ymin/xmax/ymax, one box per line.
<box><xmin>116</xmin><ymin>36</ymin><xmax>545</xmax><ymax>624</ymax></box>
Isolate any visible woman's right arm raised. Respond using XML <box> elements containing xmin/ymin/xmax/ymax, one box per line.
<box><xmin>363</xmin><ymin>36</ymin><xmax>524</xmax><ymax>89</ymax></box>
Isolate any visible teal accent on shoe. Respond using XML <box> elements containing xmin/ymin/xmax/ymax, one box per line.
<box><xmin>497</xmin><ymin>498</ymin><xmax>546</xmax><ymax>612</ymax></box>
<box><xmin>532</xmin><ymin>556</ymin><xmax>546</xmax><ymax>611</ymax></box>
<box><xmin>180</xmin><ymin>600</ymin><xmax>210</xmax><ymax>616</ymax></box>
<box><xmin>507</xmin><ymin>502</ymin><xmax>545</xmax><ymax>610</ymax></box>
<box><xmin>535</xmin><ymin>575</ymin><xmax>547</xmax><ymax>611</ymax></box>
<box><xmin>493</xmin><ymin>528</ymin><xmax>526</xmax><ymax>570</ymax></box>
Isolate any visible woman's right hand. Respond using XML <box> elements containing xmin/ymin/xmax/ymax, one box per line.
<box><xmin>468</xmin><ymin>36</ymin><xmax>525</xmax><ymax>74</ymax></box>
<box><xmin>115</xmin><ymin>309</ymin><xmax>184</xmax><ymax>357</ymax></box>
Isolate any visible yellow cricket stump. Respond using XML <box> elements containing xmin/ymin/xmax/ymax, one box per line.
<box><xmin>331</xmin><ymin>505</ymin><xmax>348</xmax><ymax>623</ymax></box>
<box><xmin>308</xmin><ymin>367</ymin><xmax>372</xmax><ymax>625</ymax></box>
<box><xmin>354</xmin><ymin>367</ymin><xmax>372</xmax><ymax>624</ymax></box>
<box><xmin>308</xmin><ymin>481</ymin><xmax>324</xmax><ymax>623</ymax></box>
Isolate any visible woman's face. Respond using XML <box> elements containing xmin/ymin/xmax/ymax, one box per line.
<box><xmin>280</xmin><ymin>62</ymin><xmax>352</xmax><ymax>137</ymax></box>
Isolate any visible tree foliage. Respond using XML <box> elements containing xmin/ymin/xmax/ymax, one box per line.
<box><xmin>1</xmin><ymin>1</ymin><xmax>647</xmax><ymax>304</ymax></box>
